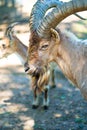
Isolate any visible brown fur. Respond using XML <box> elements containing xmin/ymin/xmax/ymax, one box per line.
<box><xmin>27</xmin><ymin>28</ymin><xmax>87</xmax><ymax>100</ymax></box>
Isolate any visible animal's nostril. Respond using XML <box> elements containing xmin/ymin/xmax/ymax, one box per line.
<box><xmin>2</xmin><ymin>44</ymin><xmax>6</xmax><ymax>49</ymax></box>
<box><xmin>25</xmin><ymin>67</ymin><xmax>30</xmax><ymax>72</ymax></box>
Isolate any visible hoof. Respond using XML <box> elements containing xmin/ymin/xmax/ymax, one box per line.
<box><xmin>43</xmin><ymin>105</ymin><xmax>48</xmax><ymax>110</ymax></box>
<box><xmin>50</xmin><ymin>85</ymin><xmax>56</xmax><ymax>88</ymax></box>
<box><xmin>32</xmin><ymin>105</ymin><xmax>39</xmax><ymax>109</ymax></box>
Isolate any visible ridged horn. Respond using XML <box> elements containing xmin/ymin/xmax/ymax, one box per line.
<box><xmin>30</xmin><ymin>0</ymin><xmax>87</xmax><ymax>38</ymax></box>
<box><xmin>29</xmin><ymin>0</ymin><xmax>63</xmax><ymax>32</ymax></box>
<box><xmin>37</xmin><ymin>0</ymin><xmax>87</xmax><ymax>38</ymax></box>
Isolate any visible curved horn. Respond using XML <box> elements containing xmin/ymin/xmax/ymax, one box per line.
<box><xmin>5</xmin><ymin>18</ymin><xmax>29</xmax><ymax>39</ymax></box>
<box><xmin>30</xmin><ymin>0</ymin><xmax>87</xmax><ymax>38</ymax></box>
<box><xmin>29</xmin><ymin>0</ymin><xmax>63</xmax><ymax>32</ymax></box>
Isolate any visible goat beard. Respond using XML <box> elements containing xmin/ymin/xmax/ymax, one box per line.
<box><xmin>31</xmin><ymin>66</ymin><xmax>50</xmax><ymax>93</ymax></box>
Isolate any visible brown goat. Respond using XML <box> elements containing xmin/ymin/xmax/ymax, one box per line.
<box><xmin>26</xmin><ymin>0</ymin><xmax>87</xmax><ymax>102</ymax></box>
<box><xmin>27</xmin><ymin>27</ymin><xmax>87</xmax><ymax>100</ymax></box>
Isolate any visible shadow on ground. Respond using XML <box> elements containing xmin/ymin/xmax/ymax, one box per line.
<box><xmin>0</xmin><ymin>65</ymin><xmax>87</xmax><ymax>130</ymax></box>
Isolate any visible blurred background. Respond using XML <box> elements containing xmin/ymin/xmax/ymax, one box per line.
<box><xmin>0</xmin><ymin>1</ymin><xmax>87</xmax><ymax>130</ymax></box>
<box><xmin>0</xmin><ymin>0</ymin><xmax>36</xmax><ymax>67</ymax></box>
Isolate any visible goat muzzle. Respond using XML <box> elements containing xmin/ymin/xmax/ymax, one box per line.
<box><xmin>24</xmin><ymin>63</ymin><xmax>48</xmax><ymax>78</ymax></box>
<box><xmin>24</xmin><ymin>64</ymin><xmax>40</xmax><ymax>76</ymax></box>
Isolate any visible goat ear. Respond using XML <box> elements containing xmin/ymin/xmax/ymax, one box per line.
<box><xmin>50</xmin><ymin>28</ymin><xmax>60</xmax><ymax>43</ymax></box>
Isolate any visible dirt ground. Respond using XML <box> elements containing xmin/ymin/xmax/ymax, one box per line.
<box><xmin>0</xmin><ymin>64</ymin><xmax>87</xmax><ymax>130</ymax></box>
<box><xmin>0</xmin><ymin>10</ymin><xmax>87</xmax><ymax>130</ymax></box>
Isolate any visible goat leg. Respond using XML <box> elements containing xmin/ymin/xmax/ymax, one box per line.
<box><xmin>49</xmin><ymin>68</ymin><xmax>56</xmax><ymax>88</ymax></box>
<box><xmin>32</xmin><ymin>86</ymin><xmax>39</xmax><ymax>109</ymax></box>
<box><xmin>43</xmin><ymin>86</ymin><xmax>49</xmax><ymax>110</ymax></box>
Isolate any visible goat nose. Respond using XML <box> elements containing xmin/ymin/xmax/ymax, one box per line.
<box><xmin>0</xmin><ymin>44</ymin><xmax>5</xmax><ymax>49</ymax></box>
<box><xmin>25</xmin><ymin>66</ymin><xmax>30</xmax><ymax>73</ymax></box>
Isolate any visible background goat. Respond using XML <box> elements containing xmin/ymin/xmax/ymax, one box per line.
<box><xmin>0</xmin><ymin>23</ymin><xmax>56</xmax><ymax>109</ymax></box>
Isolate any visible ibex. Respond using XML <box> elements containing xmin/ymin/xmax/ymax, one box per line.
<box><xmin>25</xmin><ymin>0</ymin><xmax>87</xmax><ymax>102</ymax></box>
<box><xmin>0</xmin><ymin>24</ymin><xmax>56</xmax><ymax>109</ymax></box>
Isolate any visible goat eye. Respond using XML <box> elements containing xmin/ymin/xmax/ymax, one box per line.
<box><xmin>41</xmin><ymin>44</ymin><xmax>49</xmax><ymax>50</ymax></box>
